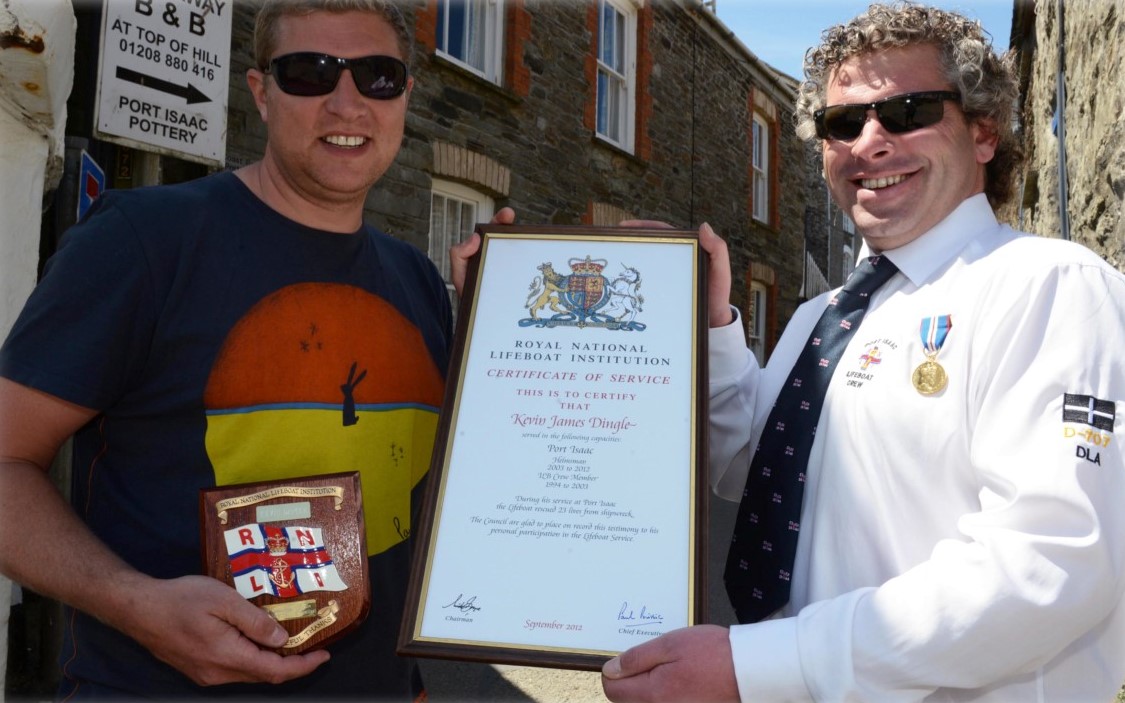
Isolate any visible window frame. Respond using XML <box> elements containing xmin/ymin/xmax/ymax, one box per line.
<box><xmin>436</xmin><ymin>0</ymin><xmax>505</xmax><ymax>84</ymax></box>
<box><xmin>595</xmin><ymin>0</ymin><xmax>637</xmax><ymax>152</ymax></box>
<box><xmin>747</xmin><ymin>281</ymin><xmax>768</xmax><ymax>365</ymax></box>
<box><xmin>429</xmin><ymin>180</ymin><xmax>495</xmax><ymax>298</ymax></box>
<box><xmin>751</xmin><ymin>113</ymin><xmax>770</xmax><ymax>224</ymax></box>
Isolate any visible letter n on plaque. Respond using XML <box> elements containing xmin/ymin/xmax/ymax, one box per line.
<box><xmin>200</xmin><ymin>472</ymin><xmax>369</xmax><ymax>654</ymax></box>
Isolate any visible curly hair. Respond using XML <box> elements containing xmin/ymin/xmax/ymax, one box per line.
<box><xmin>252</xmin><ymin>0</ymin><xmax>413</xmax><ymax>72</ymax></box>
<box><xmin>795</xmin><ymin>2</ymin><xmax>1021</xmax><ymax>207</ymax></box>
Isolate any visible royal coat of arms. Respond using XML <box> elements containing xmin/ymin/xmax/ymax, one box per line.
<box><xmin>521</xmin><ymin>256</ymin><xmax>645</xmax><ymax>330</ymax></box>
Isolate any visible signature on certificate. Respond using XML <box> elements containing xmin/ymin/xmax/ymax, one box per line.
<box><xmin>617</xmin><ymin>601</ymin><xmax>663</xmax><ymax>625</ymax></box>
<box><xmin>444</xmin><ymin>593</ymin><xmax>482</xmax><ymax>613</ymax></box>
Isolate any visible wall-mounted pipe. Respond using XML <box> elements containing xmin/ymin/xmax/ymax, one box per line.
<box><xmin>1055</xmin><ymin>0</ymin><xmax>1071</xmax><ymax>240</ymax></box>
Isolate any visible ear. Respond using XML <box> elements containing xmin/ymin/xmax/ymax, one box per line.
<box><xmin>972</xmin><ymin>116</ymin><xmax>1000</xmax><ymax>165</ymax></box>
<box><xmin>247</xmin><ymin>68</ymin><xmax>269</xmax><ymax>123</ymax></box>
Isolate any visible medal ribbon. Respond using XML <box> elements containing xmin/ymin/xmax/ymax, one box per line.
<box><xmin>920</xmin><ymin>315</ymin><xmax>952</xmax><ymax>356</ymax></box>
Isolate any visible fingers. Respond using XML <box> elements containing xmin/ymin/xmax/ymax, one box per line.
<box><xmin>123</xmin><ymin>576</ymin><xmax>332</xmax><ymax>686</ymax></box>
<box><xmin>221</xmin><ymin>592</ymin><xmax>291</xmax><ymax>650</ymax></box>
<box><xmin>604</xmin><ymin>634</ymin><xmax>670</xmax><ymax>680</ymax></box>
<box><xmin>232</xmin><ymin>648</ymin><xmax>331</xmax><ymax>686</ymax></box>
<box><xmin>619</xmin><ymin>219</ymin><xmax>674</xmax><ymax>229</ymax></box>
<box><xmin>449</xmin><ymin>208</ymin><xmax>513</xmax><ymax>297</ymax></box>
<box><xmin>616</xmin><ymin>220</ymin><xmax>733</xmax><ymax>328</ymax></box>
<box><xmin>601</xmin><ymin>626</ymin><xmax>738</xmax><ymax>703</ymax></box>
<box><xmin>450</xmin><ymin>232</ymin><xmax>482</xmax><ymax>297</ymax></box>
<box><xmin>699</xmin><ymin>223</ymin><xmax>735</xmax><ymax>328</ymax></box>
<box><xmin>491</xmin><ymin>206</ymin><xmax>516</xmax><ymax>225</ymax></box>
<box><xmin>203</xmin><ymin>594</ymin><xmax>332</xmax><ymax>685</ymax></box>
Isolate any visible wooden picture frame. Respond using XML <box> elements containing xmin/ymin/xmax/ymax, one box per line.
<box><xmin>398</xmin><ymin>225</ymin><xmax>709</xmax><ymax>670</ymax></box>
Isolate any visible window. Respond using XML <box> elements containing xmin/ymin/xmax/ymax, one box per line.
<box><xmin>751</xmin><ymin>114</ymin><xmax>769</xmax><ymax>223</ymax></box>
<box><xmin>436</xmin><ymin>0</ymin><xmax>504</xmax><ymax>83</ymax></box>
<box><xmin>429</xmin><ymin>180</ymin><xmax>494</xmax><ymax>300</ymax></box>
<box><xmin>747</xmin><ymin>281</ymin><xmax>768</xmax><ymax>365</ymax></box>
<box><xmin>596</xmin><ymin>0</ymin><xmax>636</xmax><ymax>151</ymax></box>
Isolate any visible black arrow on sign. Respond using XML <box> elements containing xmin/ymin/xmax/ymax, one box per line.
<box><xmin>116</xmin><ymin>66</ymin><xmax>211</xmax><ymax>105</ymax></box>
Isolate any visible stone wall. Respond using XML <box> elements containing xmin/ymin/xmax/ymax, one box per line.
<box><xmin>225</xmin><ymin>0</ymin><xmax>813</xmax><ymax>354</ymax></box>
<box><xmin>1011</xmin><ymin>0</ymin><xmax>1125</xmax><ymax>271</ymax></box>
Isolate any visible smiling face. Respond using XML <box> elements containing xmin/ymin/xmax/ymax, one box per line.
<box><xmin>246</xmin><ymin>10</ymin><xmax>412</xmax><ymax>230</ymax></box>
<box><xmin>822</xmin><ymin>44</ymin><xmax>998</xmax><ymax>252</ymax></box>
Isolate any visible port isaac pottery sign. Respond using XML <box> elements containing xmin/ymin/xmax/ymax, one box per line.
<box><xmin>94</xmin><ymin>0</ymin><xmax>232</xmax><ymax>166</ymax></box>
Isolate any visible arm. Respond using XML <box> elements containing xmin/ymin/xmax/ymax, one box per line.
<box><xmin>733</xmin><ymin>259</ymin><xmax>1125</xmax><ymax>700</ymax></box>
<box><xmin>0</xmin><ymin>378</ymin><xmax>329</xmax><ymax>685</ymax></box>
<box><xmin>698</xmin><ymin>222</ymin><xmax>759</xmax><ymax>497</ymax></box>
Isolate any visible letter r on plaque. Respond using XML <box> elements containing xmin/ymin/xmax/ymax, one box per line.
<box><xmin>200</xmin><ymin>472</ymin><xmax>369</xmax><ymax>654</ymax></box>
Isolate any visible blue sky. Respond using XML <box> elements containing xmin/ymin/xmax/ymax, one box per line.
<box><xmin>714</xmin><ymin>1</ymin><xmax>1014</xmax><ymax>80</ymax></box>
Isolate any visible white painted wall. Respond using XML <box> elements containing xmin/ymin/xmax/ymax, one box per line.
<box><xmin>0</xmin><ymin>0</ymin><xmax>76</xmax><ymax>696</ymax></box>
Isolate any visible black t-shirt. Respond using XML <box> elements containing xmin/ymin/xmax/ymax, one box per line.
<box><xmin>0</xmin><ymin>172</ymin><xmax>451</xmax><ymax>699</ymax></box>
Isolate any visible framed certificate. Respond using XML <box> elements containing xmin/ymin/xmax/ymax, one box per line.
<box><xmin>398</xmin><ymin>225</ymin><xmax>708</xmax><ymax>670</ymax></box>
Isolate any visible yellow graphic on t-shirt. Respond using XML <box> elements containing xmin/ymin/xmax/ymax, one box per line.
<box><xmin>203</xmin><ymin>283</ymin><xmax>444</xmax><ymax>556</ymax></box>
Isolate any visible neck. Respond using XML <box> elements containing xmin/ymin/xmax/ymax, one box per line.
<box><xmin>235</xmin><ymin>160</ymin><xmax>365</xmax><ymax>234</ymax></box>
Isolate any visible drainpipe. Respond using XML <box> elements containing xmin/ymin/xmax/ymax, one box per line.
<box><xmin>0</xmin><ymin>0</ymin><xmax>76</xmax><ymax>693</ymax></box>
<box><xmin>1055</xmin><ymin>0</ymin><xmax>1071</xmax><ymax>240</ymax></box>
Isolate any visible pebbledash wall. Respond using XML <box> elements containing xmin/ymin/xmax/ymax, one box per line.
<box><xmin>1006</xmin><ymin>0</ymin><xmax>1125</xmax><ymax>271</ymax></box>
<box><xmin>225</xmin><ymin>0</ymin><xmax>811</xmax><ymax>355</ymax></box>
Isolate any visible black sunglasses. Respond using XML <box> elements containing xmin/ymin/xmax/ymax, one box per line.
<box><xmin>814</xmin><ymin>90</ymin><xmax>961</xmax><ymax>141</ymax></box>
<box><xmin>266</xmin><ymin>52</ymin><xmax>409</xmax><ymax>100</ymax></box>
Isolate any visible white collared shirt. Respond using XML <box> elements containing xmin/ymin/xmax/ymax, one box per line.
<box><xmin>710</xmin><ymin>194</ymin><xmax>1125</xmax><ymax>701</ymax></box>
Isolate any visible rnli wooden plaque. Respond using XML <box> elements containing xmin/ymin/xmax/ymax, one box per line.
<box><xmin>200</xmin><ymin>472</ymin><xmax>369</xmax><ymax>655</ymax></box>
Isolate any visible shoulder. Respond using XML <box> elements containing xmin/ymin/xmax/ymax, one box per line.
<box><xmin>970</xmin><ymin>227</ymin><xmax>1123</xmax><ymax>285</ymax></box>
<box><xmin>65</xmin><ymin>172</ymin><xmax>239</xmax><ymax>247</ymax></box>
<box><xmin>966</xmin><ymin>228</ymin><xmax>1125</xmax><ymax>323</ymax></box>
<box><xmin>86</xmin><ymin>171</ymin><xmax>236</xmax><ymax>221</ymax></box>
<box><xmin>365</xmin><ymin>226</ymin><xmax>441</xmax><ymax>278</ymax></box>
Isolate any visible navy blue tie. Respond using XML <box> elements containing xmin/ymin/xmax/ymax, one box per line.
<box><xmin>724</xmin><ymin>255</ymin><xmax>899</xmax><ymax>623</ymax></box>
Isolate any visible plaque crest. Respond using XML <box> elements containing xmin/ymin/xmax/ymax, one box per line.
<box><xmin>521</xmin><ymin>256</ymin><xmax>646</xmax><ymax>331</ymax></box>
<box><xmin>200</xmin><ymin>472</ymin><xmax>369</xmax><ymax>654</ymax></box>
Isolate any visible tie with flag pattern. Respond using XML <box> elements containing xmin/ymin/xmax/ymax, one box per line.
<box><xmin>724</xmin><ymin>255</ymin><xmax>899</xmax><ymax>623</ymax></box>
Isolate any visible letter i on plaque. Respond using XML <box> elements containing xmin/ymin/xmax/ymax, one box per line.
<box><xmin>199</xmin><ymin>472</ymin><xmax>370</xmax><ymax>653</ymax></box>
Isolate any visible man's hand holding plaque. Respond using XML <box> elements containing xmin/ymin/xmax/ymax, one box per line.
<box><xmin>200</xmin><ymin>472</ymin><xmax>369</xmax><ymax>654</ymax></box>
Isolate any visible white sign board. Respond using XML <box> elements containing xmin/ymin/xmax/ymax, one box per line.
<box><xmin>94</xmin><ymin>0</ymin><xmax>232</xmax><ymax>166</ymax></box>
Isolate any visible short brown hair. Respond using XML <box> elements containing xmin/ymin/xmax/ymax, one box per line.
<box><xmin>252</xmin><ymin>0</ymin><xmax>413</xmax><ymax>71</ymax></box>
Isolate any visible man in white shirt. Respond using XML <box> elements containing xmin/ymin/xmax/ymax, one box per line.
<box><xmin>601</xmin><ymin>3</ymin><xmax>1125</xmax><ymax>701</ymax></box>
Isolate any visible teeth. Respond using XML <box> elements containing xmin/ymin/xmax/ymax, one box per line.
<box><xmin>860</xmin><ymin>174</ymin><xmax>907</xmax><ymax>189</ymax></box>
<box><xmin>324</xmin><ymin>135</ymin><xmax>366</xmax><ymax>148</ymax></box>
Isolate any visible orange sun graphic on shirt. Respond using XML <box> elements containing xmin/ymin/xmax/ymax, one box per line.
<box><xmin>203</xmin><ymin>282</ymin><xmax>444</xmax><ymax>556</ymax></box>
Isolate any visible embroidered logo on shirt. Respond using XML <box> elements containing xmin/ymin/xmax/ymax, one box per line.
<box><xmin>1062</xmin><ymin>393</ymin><xmax>1116</xmax><ymax>431</ymax></box>
<box><xmin>845</xmin><ymin>340</ymin><xmax>893</xmax><ymax>389</ymax></box>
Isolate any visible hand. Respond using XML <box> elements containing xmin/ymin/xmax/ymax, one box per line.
<box><xmin>698</xmin><ymin>223</ymin><xmax>734</xmax><ymax>328</ymax></box>
<box><xmin>601</xmin><ymin>625</ymin><xmax>738</xmax><ymax>703</ymax></box>
<box><xmin>450</xmin><ymin>207</ymin><xmax>516</xmax><ymax>297</ymax></box>
<box><xmin>619</xmin><ymin>221</ymin><xmax>733</xmax><ymax>328</ymax></box>
<box><xmin>116</xmin><ymin>574</ymin><xmax>330</xmax><ymax>686</ymax></box>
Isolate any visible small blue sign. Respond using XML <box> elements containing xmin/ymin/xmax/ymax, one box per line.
<box><xmin>77</xmin><ymin>150</ymin><xmax>105</xmax><ymax>221</ymax></box>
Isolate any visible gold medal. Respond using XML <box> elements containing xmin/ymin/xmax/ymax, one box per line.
<box><xmin>914</xmin><ymin>315</ymin><xmax>953</xmax><ymax>395</ymax></box>
<box><xmin>912</xmin><ymin>358</ymin><xmax>948</xmax><ymax>395</ymax></box>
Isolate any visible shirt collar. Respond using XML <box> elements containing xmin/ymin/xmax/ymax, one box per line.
<box><xmin>857</xmin><ymin>193</ymin><xmax>999</xmax><ymax>288</ymax></box>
